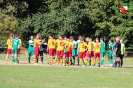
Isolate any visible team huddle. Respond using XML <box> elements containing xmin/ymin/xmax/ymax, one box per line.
<box><xmin>5</xmin><ymin>33</ymin><xmax>126</xmax><ymax>68</ymax></box>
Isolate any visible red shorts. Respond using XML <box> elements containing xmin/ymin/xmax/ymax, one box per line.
<box><xmin>78</xmin><ymin>52</ymin><xmax>85</xmax><ymax>58</ymax></box>
<box><xmin>49</xmin><ymin>49</ymin><xmax>55</xmax><ymax>56</ymax></box>
<box><xmin>86</xmin><ymin>51</ymin><xmax>93</xmax><ymax>58</ymax></box>
<box><xmin>56</xmin><ymin>50</ymin><xmax>64</xmax><ymax>57</ymax></box>
<box><xmin>7</xmin><ymin>49</ymin><xmax>12</xmax><ymax>54</ymax></box>
<box><xmin>18</xmin><ymin>48</ymin><xmax>21</xmax><ymax>54</ymax></box>
<box><xmin>34</xmin><ymin>47</ymin><xmax>39</xmax><ymax>56</ymax></box>
<box><xmin>66</xmin><ymin>50</ymin><xmax>72</xmax><ymax>57</ymax></box>
<box><xmin>94</xmin><ymin>52</ymin><xmax>100</xmax><ymax>59</ymax></box>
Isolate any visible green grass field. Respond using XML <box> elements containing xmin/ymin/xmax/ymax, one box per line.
<box><xmin>0</xmin><ymin>54</ymin><xmax>133</xmax><ymax>88</ymax></box>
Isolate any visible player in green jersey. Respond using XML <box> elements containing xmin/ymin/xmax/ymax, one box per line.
<box><xmin>100</xmin><ymin>38</ymin><xmax>106</xmax><ymax>67</ymax></box>
<box><xmin>28</xmin><ymin>36</ymin><xmax>34</xmax><ymax>63</ymax></box>
<box><xmin>12</xmin><ymin>34</ymin><xmax>20</xmax><ymax>64</ymax></box>
<box><xmin>108</xmin><ymin>39</ymin><xmax>115</xmax><ymax>67</ymax></box>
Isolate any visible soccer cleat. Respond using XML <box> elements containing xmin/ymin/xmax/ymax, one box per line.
<box><xmin>4</xmin><ymin>60</ymin><xmax>8</xmax><ymax>64</ymax></box>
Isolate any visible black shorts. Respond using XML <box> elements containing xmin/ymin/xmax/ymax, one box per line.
<box><xmin>116</xmin><ymin>52</ymin><xmax>120</xmax><ymax>57</ymax></box>
<box><xmin>120</xmin><ymin>54</ymin><xmax>124</xmax><ymax>59</ymax></box>
<box><xmin>39</xmin><ymin>51</ymin><xmax>43</xmax><ymax>56</ymax></box>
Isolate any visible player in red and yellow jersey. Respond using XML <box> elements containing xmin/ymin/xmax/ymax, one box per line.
<box><xmin>66</xmin><ymin>36</ymin><xmax>73</xmax><ymax>65</ymax></box>
<box><xmin>93</xmin><ymin>38</ymin><xmax>101</xmax><ymax>67</ymax></box>
<box><xmin>17</xmin><ymin>35</ymin><xmax>22</xmax><ymax>55</ymax></box>
<box><xmin>86</xmin><ymin>37</ymin><xmax>94</xmax><ymax>66</ymax></box>
<box><xmin>5</xmin><ymin>34</ymin><xmax>13</xmax><ymax>63</ymax></box>
<box><xmin>78</xmin><ymin>38</ymin><xmax>87</xmax><ymax>66</ymax></box>
<box><xmin>47</xmin><ymin>34</ymin><xmax>56</xmax><ymax>65</ymax></box>
<box><xmin>33</xmin><ymin>33</ymin><xmax>41</xmax><ymax>64</ymax></box>
<box><xmin>56</xmin><ymin>35</ymin><xmax>66</xmax><ymax>65</ymax></box>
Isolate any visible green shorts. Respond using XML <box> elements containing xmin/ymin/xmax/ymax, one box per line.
<box><xmin>100</xmin><ymin>52</ymin><xmax>105</xmax><ymax>57</ymax></box>
<box><xmin>108</xmin><ymin>51</ymin><xmax>113</xmax><ymax>59</ymax></box>
<box><xmin>28</xmin><ymin>49</ymin><xmax>34</xmax><ymax>56</ymax></box>
<box><xmin>12</xmin><ymin>48</ymin><xmax>18</xmax><ymax>54</ymax></box>
<box><xmin>72</xmin><ymin>49</ymin><xmax>77</xmax><ymax>56</ymax></box>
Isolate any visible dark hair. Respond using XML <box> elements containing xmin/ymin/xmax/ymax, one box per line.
<box><xmin>49</xmin><ymin>34</ymin><xmax>53</xmax><ymax>37</ymax></box>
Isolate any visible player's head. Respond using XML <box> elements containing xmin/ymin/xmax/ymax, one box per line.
<box><xmin>116</xmin><ymin>37</ymin><xmax>120</xmax><ymax>42</ymax></box>
<box><xmin>78</xmin><ymin>35</ymin><xmax>82</xmax><ymax>40</ymax></box>
<box><xmin>100</xmin><ymin>38</ymin><xmax>103</xmax><ymax>42</ymax></box>
<box><xmin>96</xmin><ymin>38</ymin><xmax>99</xmax><ymax>42</ymax></box>
<box><xmin>42</xmin><ymin>39</ymin><xmax>45</xmax><ymax>43</ymax></box>
<box><xmin>120</xmin><ymin>38</ymin><xmax>123</xmax><ymax>43</ymax></box>
<box><xmin>89</xmin><ymin>37</ymin><xmax>92</xmax><ymax>42</ymax></box>
<box><xmin>80</xmin><ymin>37</ymin><xmax>84</xmax><ymax>42</ymax></box>
<box><xmin>58</xmin><ymin>35</ymin><xmax>63</xmax><ymax>40</ymax></box>
<box><xmin>109</xmin><ymin>39</ymin><xmax>113</xmax><ymax>43</ymax></box>
<box><xmin>30</xmin><ymin>36</ymin><xmax>34</xmax><ymax>40</ymax></box>
<box><xmin>86</xmin><ymin>37</ymin><xmax>89</xmax><ymax>42</ymax></box>
<box><xmin>9</xmin><ymin>33</ymin><xmax>13</xmax><ymax>38</ymax></box>
<box><xmin>49</xmin><ymin>34</ymin><xmax>53</xmax><ymax>39</ymax></box>
<box><xmin>64</xmin><ymin>37</ymin><xmax>67</xmax><ymax>40</ymax></box>
<box><xmin>36</xmin><ymin>33</ymin><xmax>41</xmax><ymax>39</ymax></box>
<box><xmin>15</xmin><ymin>34</ymin><xmax>19</xmax><ymax>38</ymax></box>
<box><xmin>69</xmin><ymin>36</ymin><xmax>73</xmax><ymax>41</ymax></box>
<box><xmin>17</xmin><ymin>35</ymin><xmax>20</xmax><ymax>38</ymax></box>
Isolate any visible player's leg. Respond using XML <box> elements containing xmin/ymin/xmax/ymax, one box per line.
<box><xmin>77</xmin><ymin>49</ymin><xmax>80</xmax><ymax>66</ymax></box>
<box><xmin>100</xmin><ymin>52</ymin><xmax>105</xmax><ymax>67</ymax></box>
<box><xmin>120</xmin><ymin>54</ymin><xmax>124</xmax><ymax>67</ymax></box>
<box><xmin>5</xmin><ymin>49</ymin><xmax>11</xmax><ymax>63</ymax></box>
<box><xmin>108</xmin><ymin>51</ymin><xmax>113</xmax><ymax>67</ymax></box>
<box><xmin>60</xmin><ymin>50</ymin><xmax>64</xmax><ymax>65</ymax></box>
<box><xmin>14</xmin><ymin>48</ymin><xmax>18</xmax><ymax>64</ymax></box>
<box><xmin>40</xmin><ymin>51</ymin><xmax>43</xmax><ymax>63</ymax></box>
<box><xmin>98</xmin><ymin>53</ymin><xmax>100</xmax><ymax>67</ymax></box>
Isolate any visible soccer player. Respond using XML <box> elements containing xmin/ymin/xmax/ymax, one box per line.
<box><xmin>47</xmin><ymin>34</ymin><xmax>56</xmax><ymax>65</ymax></box>
<box><xmin>72</xmin><ymin>38</ymin><xmax>77</xmax><ymax>65</ymax></box>
<box><xmin>100</xmin><ymin>38</ymin><xmax>106</xmax><ymax>67</ymax></box>
<box><xmin>12</xmin><ymin>34</ymin><xmax>20</xmax><ymax>64</ymax></box>
<box><xmin>39</xmin><ymin>39</ymin><xmax>47</xmax><ymax>63</ymax></box>
<box><xmin>66</xmin><ymin>36</ymin><xmax>73</xmax><ymax>66</ymax></box>
<box><xmin>108</xmin><ymin>39</ymin><xmax>115</xmax><ymax>67</ymax></box>
<box><xmin>17</xmin><ymin>35</ymin><xmax>22</xmax><ymax>63</ymax></box>
<box><xmin>86</xmin><ymin>37</ymin><xmax>93</xmax><ymax>66</ymax></box>
<box><xmin>28</xmin><ymin>36</ymin><xmax>34</xmax><ymax>63</ymax></box>
<box><xmin>5</xmin><ymin>34</ymin><xmax>13</xmax><ymax>63</ymax></box>
<box><xmin>78</xmin><ymin>38</ymin><xmax>87</xmax><ymax>66</ymax></box>
<box><xmin>114</xmin><ymin>37</ymin><xmax>121</xmax><ymax>67</ymax></box>
<box><xmin>77</xmin><ymin>35</ymin><xmax>83</xmax><ymax>66</ymax></box>
<box><xmin>56</xmin><ymin>35</ymin><xmax>66</xmax><ymax>65</ymax></box>
<box><xmin>34</xmin><ymin>33</ymin><xmax>41</xmax><ymax>64</ymax></box>
<box><xmin>93</xmin><ymin>38</ymin><xmax>101</xmax><ymax>67</ymax></box>
<box><xmin>120</xmin><ymin>39</ymin><xmax>125</xmax><ymax>67</ymax></box>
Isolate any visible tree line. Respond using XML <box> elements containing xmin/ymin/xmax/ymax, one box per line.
<box><xmin>0</xmin><ymin>0</ymin><xmax>133</xmax><ymax>48</ymax></box>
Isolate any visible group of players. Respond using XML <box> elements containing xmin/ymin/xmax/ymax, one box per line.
<box><xmin>5</xmin><ymin>33</ymin><xmax>125</xmax><ymax>67</ymax></box>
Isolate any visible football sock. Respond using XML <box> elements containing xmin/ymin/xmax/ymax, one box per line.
<box><xmin>94</xmin><ymin>59</ymin><xmax>96</xmax><ymax>65</ymax></box>
<box><xmin>60</xmin><ymin>59</ymin><xmax>63</xmax><ymax>65</ymax></box>
<box><xmin>89</xmin><ymin>59</ymin><xmax>91</xmax><ymax>65</ymax></box>
<box><xmin>66</xmin><ymin>58</ymin><xmax>68</xmax><ymax>65</ymax></box>
<box><xmin>98</xmin><ymin>59</ymin><xmax>100</xmax><ymax>67</ymax></box>
<box><xmin>118</xmin><ymin>61</ymin><xmax>120</xmax><ymax>67</ymax></box>
<box><xmin>91</xmin><ymin>59</ymin><xmax>94</xmax><ymax>65</ymax></box>
<box><xmin>28</xmin><ymin>55</ymin><xmax>31</xmax><ymax>63</ymax></box>
<box><xmin>77</xmin><ymin>58</ymin><xmax>79</xmax><ymax>65</ymax></box>
<box><xmin>36</xmin><ymin>57</ymin><xmax>38</xmax><ymax>63</ymax></box>
<box><xmin>50</xmin><ymin>58</ymin><xmax>52</xmax><ymax>64</ymax></box>
<box><xmin>33</xmin><ymin>57</ymin><xmax>36</xmax><ymax>63</ymax></box>
<box><xmin>41</xmin><ymin>57</ymin><xmax>43</xmax><ymax>63</ymax></box>
<box><xmin>54</xmin><ymin>59</ymin><xmax>56</xmax><ymax>64</ymax></box>
<box><xmin>72</xmin><ymin>56</ymin><xmax>75</xmax><ymax>64</ymax></box>
<box><xmin>80</xmin><ymin>59</ymin><xmax>82</xmax><ymax>65</ymax></box>
<box><xmin>63</xmin><ymin>58</ymin><xmax>66</xmax><ymax>65</ymax></box>
<box><xmin>12</xmin><ymin>56</ymin><xmax>14</xmax><ymax>62</ymax></box>
<box><xmin>58</xmin><ymin>58</ymin><xmax>60</xmax><ymax>64</ymax></box>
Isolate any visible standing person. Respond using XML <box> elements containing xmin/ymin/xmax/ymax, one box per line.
<box><xmin>12</xmin><ymin>34</ymin><xmax>20</xmax><ymax>64</ymax></box>
<box><xmin>5</xmin><ymin>34</ymin><xmax>13</xmax><ymax>63</ymax></box>
<box><xmin>66</xmin><ymin>36</ymin><xmax>73</xmax><ymax>66</ymax></box>
<box><xmin>28</xmin><ymin>36</ymin><xmax>34</xmax><ymax>63</ymax></box>
<box><xmin>120</xmin><ymin>39</ymin><xmax>125</xmax><ymax>67</ymax></box>
<box><xmin>47</xmin><ymin>34</ymin><xmax>56</xmax><ymax>65</ymax></box>
<box><xmin>108</xmin><ymin>39</ymin><xmax>115</xmax><ymax>67</ymax></box>
<box><xmin>93</xmin><ymin>38</ymin><xmax>101</xmax><ymax>67</ymax></box>
<box><xmin>39</xmin><ymin>39</ymin><xmax>47</xmax><ymax>63</ymax></box>
<box><xmin>100</xmin><ymin>38</ymin><xmax>106</xmax><ymax>67</ymax></box>
<box><xmin>86</xmin><ymin>37</ymin><xmax>93</xmax><ymax>66</ymax></box>
<box><xmin>78</xmin><ymin>38</ymin><xmax>87</xmax><ymax>66</ymax></box>
<box><xmin>17</xmin><ymin>35</ymin><xmax>22</xmax><ymax>63</ymax></box>
<box><xmin>114</xmin><ymin>37</ymin><xmax>121</xmax><ymax>67</ymax></box>
<box><xmin>34</xmin><ymin>33</ymin><xmax>41</xmax><ymax>64</ymax></box>
<box><xmin>77</xmin><ymin>35</ymin><xmax>82</xmax><ymax>66</ymax></box>
<box><xmin>56</xmin><ymin>35</ymin><xmax>66</xmax><ymax>65</ymax></box>
<box><xmin>72</xmin><ymin>38</ymin><xmax>77</xmax><ymax>65</ymax></box>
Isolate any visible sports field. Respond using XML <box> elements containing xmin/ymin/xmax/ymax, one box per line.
<box><xmin>0</xmin><ymin>54</ymin><xmax>133</xmax><ymax>88</ymax></box>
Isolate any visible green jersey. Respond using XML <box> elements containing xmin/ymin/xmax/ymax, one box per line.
<box><xmin>100</xmin><ymin>41</ymin><xmax>105</xmax><ymax>53</ymax></box>
<box><xmin>109</xmin><ymin>43</ymin><xmax>115</xmax><ymax>51</ymax></box>
<box><xmin>121</xmin><ymin>43</ymin><xmax>125</xmax><ymax>55</ymax></box>
<box><xmin>28</xmin><ymin>40</ymin><xmax>34</xmax><ymax>50</ymax></box>
<box><xmin>12</xmin><ymin>38</ymin><xmax>20</xmax><ymax>49</ymax></box>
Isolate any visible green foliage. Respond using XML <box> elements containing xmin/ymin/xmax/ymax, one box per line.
<box><xmin>0</xmin><ymin>0</ymin><xmax>133</xmax><ymax>48</ymax></box>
